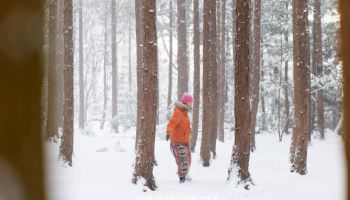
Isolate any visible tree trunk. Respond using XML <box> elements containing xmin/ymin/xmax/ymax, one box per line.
<box><xmin>201</xmin><ymin>0</ymin><xmax>217</xmax><ymax>166</ymax></box>
<box><xmin>217</xmin><ymin>0</ymin><xmax>221</xmax><ymax>71</ymax></box>
<box><xmin>210</xmin><ymin>0</ymin><xmax>219</xmax><ymax>159</ymax></box>
<box><xmin>229</xmin><ymin>0</ymin><xmax>252</xmax><ymax>187</ymax></box>
<box><xmin>260</xmin><ymin>38</ymin><xmax>267</xmax><ymax>131</ymax></box>
<box><xmin>57</xmin><ymin>0</ymin><xmax>65</xmax><ymax>130</ymax></box>
<box><xmin>132</xmin><ymin>0</ymin><xmax>158</xmax><ymax>190</ymax></box>
<box><xmin>217</xmin><ymin>0</ymin><xmax>226</xmax><ymax>143</ymax></box>
<box><xmin>278</xmin><ymin>36</ymin><xmax>283</xmax><ymax>141</ymax></box>
<box><xmin>290</xmin><ymin>0</ymin><xmax>310</xmax><ymax>175</ymax></box>
<box><xmin>177</xmin><ymin>0</ymin><xmax>189</xmax><ymax>99</ymax></box>
<box><xmin>0</xmin><ymin>0</ymin><xmax>46</xmax><ymax>198</ymax></box>
<box><xmin>248</xmin><ymin>0</ymin><xmax>254</xmax><ymax>89</ymax></box>
<box><xmin>225</xmin><ymin>25</ymin><xmax>230</xmax><ymax>105</ymax></box>
<box><xmin>313</xmin><ymin>0</ymin><xmax>325</xmax><ymax>139</ymax></box>
<box><xmin>60</xmin><ymin>0</ymin><xmax>74</xmax><ymax>166</ymax></box>
<box><xmin>231</xmin><ymin>0</ymin><xmax>236</xmax><ymax>95</ymax></box>
<box><xmin>135</xmin><ymin>0</ymin><xmax>143</xmax><ymax>150</ymax></box>
<box><xmin>339</xmin><ymin>2</ymin><xmax>350</xmax><ymax>198</ymax></box>
<box><xmin>216</xmin><ymin>0</ymin><xmax>221</xmax><ymax>121</ymax></box>
<box><xmin>334</xmin><ymin>113</ymin><xmax>343</xmax><ymax>136</ymax></box>
<box><xmin>261</xmin><ymin>76</ymin><xmax>267</xmax><ymax>130</ymax></box>
<box><xmin>167</xmin><ymin>1</ymin><xmax>173</xmax><ymax>120</ymax></box>
<box><xmin>310</xmin><ymin>3</ymin><xmax>317</xmax><ymax>141</ymax></box>
<box><xmin>311</xmin><ymin>27</ymin><xmax>316</xmax><ymax>140</ymax></box>
<box><xmin>283</xmin><ymin>10</ymin><xmax>290</xmax><ymax>135</ymax></box>
<box><xmin>249</xmin><ymin>0</ymin><xmax>261</xmax><ymax>151</ymax></box>
<box><xmin>78</xmin><ymin>0</ymin><xmax>85</xmax><ymax>130</ymax></box>
<box><xmin>190</xmin><ymin>0</ymin><xmax>201</xmax><ymax>152</ymax></box>
<box><xmin>129</xmin><ymin>11</ymin><xmax>132</xmax><ymax>91</ymax></box>
<box><xmin>111</xmin><ymin>0</ymin><xmax>118</xmax><ymax>133</ymax></box>
<box><xmin>46</xmin><ymin>0</ymin><xmax>59</xmax><ymax>140</ymax></box>
<box><xmin>283</xmin><ymin>57</ymin><xmax>290</xmax><ymax>134</ymax></box>
<box><xmin>100</xmin><ymin>8</ymin><xmax>108</xmax><ymax>130</ymax></box>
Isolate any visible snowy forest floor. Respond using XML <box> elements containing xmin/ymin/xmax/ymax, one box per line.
<box><xmin>46</xmin><ymin>125</ymin><xmax>346</xmax><ymax>200</ymax></box>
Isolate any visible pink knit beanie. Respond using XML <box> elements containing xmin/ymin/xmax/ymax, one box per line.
<box><xmin>181</xmin><ymin>93</ymin><xmax>193</xmax><ymax>104</ymax></box>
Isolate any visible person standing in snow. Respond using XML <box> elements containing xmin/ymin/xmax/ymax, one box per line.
<box><xmin>166</xmin><ymin>93</ymin><xmax>193</xmax><ymax>183</ymax></box>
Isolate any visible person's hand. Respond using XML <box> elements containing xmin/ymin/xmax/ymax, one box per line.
<box><xmin>166</xmin><ymin>134</ymin><xmax>170</xmax><ymax>141</ymax></box>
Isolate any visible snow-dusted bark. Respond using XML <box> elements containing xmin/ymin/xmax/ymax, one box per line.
<box><xmin>132</xmin><ymin>0</ymin><xmax>158</xmax><ymax>191</ymax></box>
<box><xmin>290</xmin><ymin>0</ymin><xmax>311</xmax><ymax>175</ymax></box>
<box><xmin>229</xmin><ymin>0</ymin><xmax>253</xmax><ymax>188</ymax></box>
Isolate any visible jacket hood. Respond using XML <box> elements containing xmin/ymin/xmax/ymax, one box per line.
<box><xmin>175</xmin><ymin>101</ymin><xmax>192</xmax><ymax>112</ymax></box>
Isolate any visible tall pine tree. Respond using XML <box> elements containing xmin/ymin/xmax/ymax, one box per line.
<box><xmin>132</xmin><ymin>0</ymin><xmax>158</xmax><ymax>190</ymax></box>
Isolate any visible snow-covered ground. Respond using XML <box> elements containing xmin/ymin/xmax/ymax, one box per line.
<box><xmin>46</xmin><ymin>127</ymin><xmax>346</xmax><ymax>200</ymax></box>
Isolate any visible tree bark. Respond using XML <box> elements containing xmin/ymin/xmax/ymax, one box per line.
<box><xmin>57</xmin><ymin>0</ymin><xmax>65</xmax><ymax>130</ymax></box>
<box><xmin>216</xmin><ymin>0</ymin><xmax>221</xmax><ymax>123</ymax></box>
<box><xmin>190</xmin><ymin>0</ymin><xmax>201</xmax><ymax>152</ymax></box>
<box><xmin>290</xmin><ymin>0</ymin><xmax>310</xmax><ymax>175</ymax></box>
<box><xmin>249</xmin><ymin>0</ymin><xmax>261</xmax><ymax>151</ymax></box>
<box><xmin>278</xmin><ymin>36</ymin><xmax>283</xmax><ymax>140</ymax></box>
<box><xmin>313</xmin><ymin>0</ymin><xmax>325</xmax><ymax>139</ymax></box>
<box><xmin>339</xmin><ymin>1</ymin><xmax>350</xmax><ymax>199</ymax></box>
<box><xmin>334</xmin><ymin>113</ymin><xmax>343</xmax><ymax>136</ymax></box>
<box><xmin>132</xmin><ymin>0</ymin><xmax>158</xmax><ymax>190</ymax></box>
<box><xmin>201</xmin><ymin>0</ymin><xmax>217</xmax><ymax>166</ymax></box>
<box><xmin>209</xmin><ymin>0</ymin><xmax>219</xmax><ymax>159</ymax></box>
<box><xmin>283</xmin><ymin>8</ymin><xmax>290</xmax><ymax>135</ymax></box>
<box><xmin>260</xmin><ymin>38</ymin><xmax>267</xmax><ymax>131</ymax></box>
<box><xmin>260</xmin><ymin>69</ymin><xmax>267</xmax><ymax>131</ymax></box>
<box><xmin>129</xmin><ymin>12</ymin><xmax>132</xmax><ymax>90</ymax></box>
<box><xmin>167</xmin><ymin>1</ymin><xmax>173</xmax><ymax>121</ymax></box>
<box><xmin>46</xmin><ymin>0</ymin><xmax>59</xmax><ymax>140</ymax></box>
<box><xmin>177</xmin><ymin>0</ymin><xmax>189</xmax><ymax>99</ymax></box>
<box><xmin>217</xmin><ymin>0</ymin><xmax>221</xmax><ymax>72</ymax></box>
<box><xmin>78</xmin><ymin>0</ymin><xmax>85</xmax><ymax>129</ymax></box>
<box><xmin>231</xmin><ymin>0</ymin><xmax>236</xmax><ymax>89</ymax></box>
<box><xmin>0</xmin><ymin>0</ymin><xmax>46</xmax><ymax>198</ymax></box>
<box><xmin>100</xmin><ymin>7</ymin><xmax>108</xmax><ymax>130</ymax></box>
<box><xmin>229</xmin><ymin>0</ymin><xmax>252</xmax><ymax>186</ymax></box>
<box><xmin>217</xmin><ymin>0</ymin><xmax>226</xmax><ymax>143</ymax></box>
<box><xmin>135</xmin><ymin>0</ymin><xmax>143</xmax><ymax>150</ymax></box>
<box><xmin>111</xmin><ymin>0</ymin><xmax>118</xmax><ymax>133</ymax></box>
<box><xmin>225</xmin><ymin>24</ymin><xmax>230</xmax><ymax>105</ymax></box>
<box><xmin>60</xmin><ymin>0</ymin><xmax>74</xmax><ymax>166</ymax></box>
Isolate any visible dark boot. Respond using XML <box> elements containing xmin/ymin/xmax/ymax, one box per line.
<box><xmin>179</xmin><ymin>176</ymin><xmax>186</xmax><ymax>183</ymax></box>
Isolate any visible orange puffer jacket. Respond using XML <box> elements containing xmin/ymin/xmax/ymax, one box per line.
<box><xmin>166</xmin><ymin>102</ymin><xmax>191</xmax><ymax>144</ymax></box>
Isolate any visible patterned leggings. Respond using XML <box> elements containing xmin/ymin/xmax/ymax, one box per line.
<box><xmin>170</xmin><ymin>142</ymin><xmax>192</xmax><ymax>177</ymax></box>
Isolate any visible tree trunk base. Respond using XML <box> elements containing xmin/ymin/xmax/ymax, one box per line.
<box><xmin>132</xmin><ymin>175</ymin><xmax>157</xmax><ymax>191</ymax></box>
